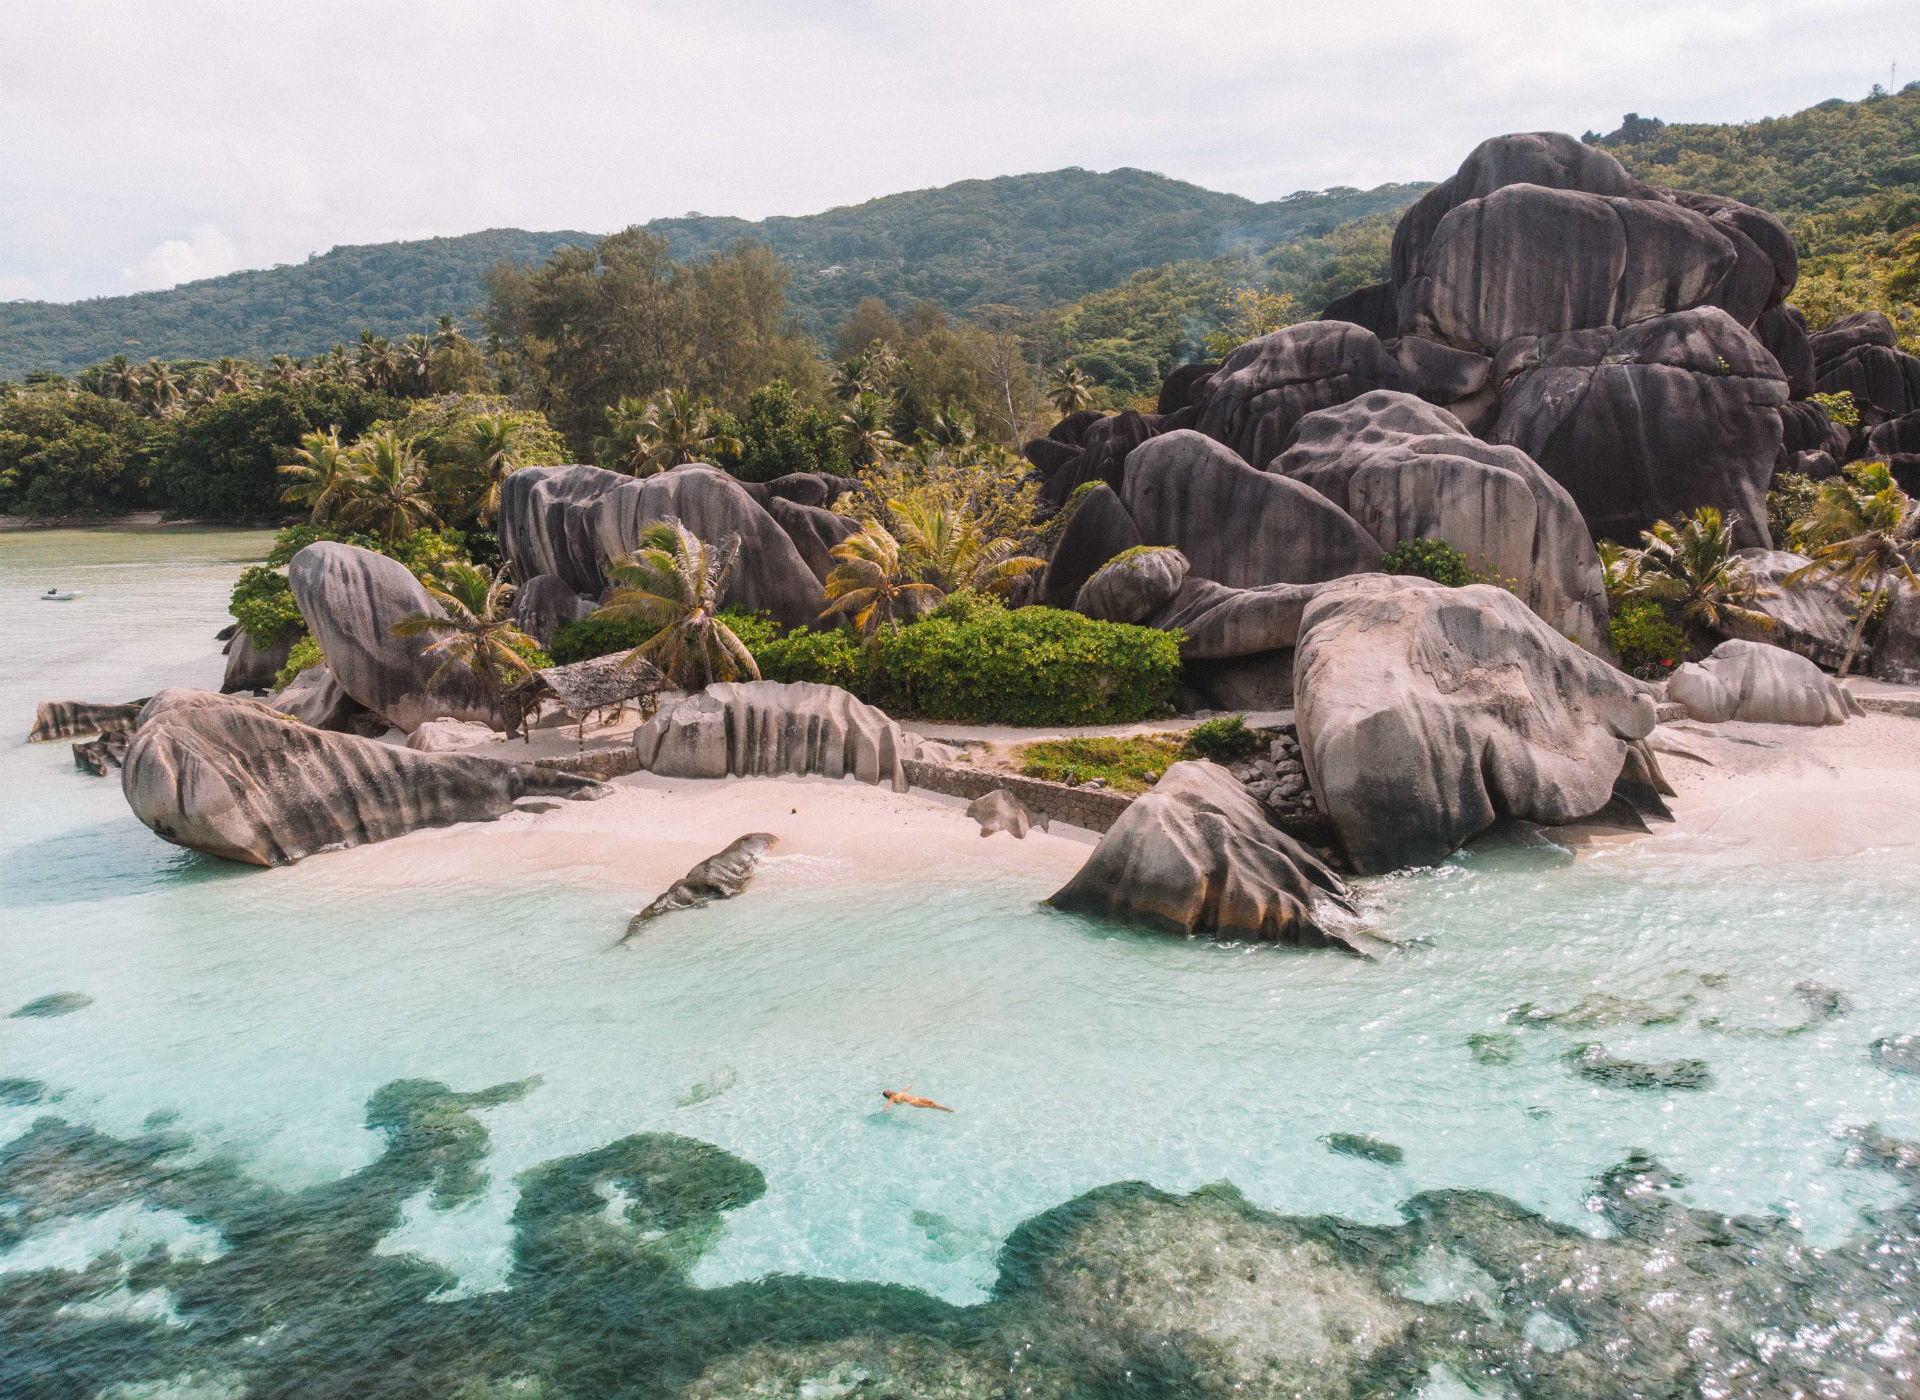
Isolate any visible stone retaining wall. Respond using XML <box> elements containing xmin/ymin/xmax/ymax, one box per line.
<box><xmin>901</xmin><ymin>759</ymin><xmax>1134</xmax><ymax>833</ymax></box>
<box><xmin>533</xmin><ymin>746</ymin><xmax>643</xmax><ymax>780</ymax></box>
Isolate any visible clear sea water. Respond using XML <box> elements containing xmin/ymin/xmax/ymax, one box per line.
<box><xmin>6</xmin><ymin>528</ymin><xmax>1920</xmax><ymax>1397</ymax></box>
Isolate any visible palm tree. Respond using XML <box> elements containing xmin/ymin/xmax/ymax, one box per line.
<box><xmin>598</xmin><ymin>520</ymin><xmax>760</xmax><ymax>688</ymax></box>
<box><xmin>278</xmin><ymin>427</ymin><xmax>357</xmax><ymax>522</ymax></box>
<box><xmin>399</xmin><ymin>334</ymin><xmax>434</xmax><ymax>396</ymax></box>
<box><xmin>839</xmin><ymin>391</ymin><xmax>898</xmax><ymax>468</ymax></box>
<box><xmin>820</xmin><ymin>524</ymin><xmax>945</xmax><ymax>640</ymax></box>
<box><xmin>267</xmin><ymin>354</ymin><xmax>305</xmax><ymax>389</ymax></box>
<box><xmin>889</xmin><ymin>495</ymin><xmax>1043</xmax><ymax>596</ymax></box>
<box><xmin>340</xmin><ymin>431</ymin><xmax>440</xmax><ymax>543</ymax></box>
<box><xmin>433</xmin><ymin>315</ymin><xmax>463</xmax><ymax>351</ymax></box>
<box><xmin>389</xmin><ymin>563</ymin><xmax>535</xmax><ymax>700</ymax></box>
<box><xmin>105</xmin><ymin>355</ymin><xmax>142</xmax><ymax>403</ymax></box>
<box><xmin>925</xmin><ymin>407</ymin><xmax>975</xmax><ymax>448</ymax></box>
<box><xmin>141</xmin><ymin>360</ymin><xmax>183</xmax><ymax>416</ymax></box>
<box><xmin>597</xmin><ymin>391</ymin><xmax>740</xmax><ymax>477</ymax></box>
<box><xmin>1786</xmin><ymin>463</ymin><xmax>1920</xmax><ymax>676</ymax></box>
<box><xmin>1623</xmin><ymin>507</ymin><xmax>1776</xmax><ymax>641</ymax></box>
<box><xmin>1047</xmin><ymin>364</ymin><xmax>1095</xmax><ymax>416</ymax></box>
<box><xmin>211</xmin><ymin>357</ymin><xmax>251</xmax><ymax>396</ymax></box>
<box><xmin>464</xmin><ymin>414</ymin><xmax>530</xmax><ymax>524</ymax></box>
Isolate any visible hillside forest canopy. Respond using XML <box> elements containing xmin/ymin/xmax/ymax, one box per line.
<box><xmin>1</xmin><ymin>86</ymin><xmax>1915</xmax><ymax>524</ymax></box>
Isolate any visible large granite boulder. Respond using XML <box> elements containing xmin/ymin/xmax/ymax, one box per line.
<box><xmin>270</xmin><ymin>663</ymin><xmax>365</xmax><ymax>732</ymax></box>
<box><xmin>633</xmin><ymin>681</ymin><xmax>911</xmax><ymax>791</ymax></box>
<box><xmin>1754</xmin><ymin>302</ymin><xmax>1817</xmax><ymax>398</ymax></box>
<box><xmin>1120</xmin><ymin>431</ymin><xmax>1382</xmax><ymax>588</ymax></box>
<box><xmin>1038</xmin><ymin>411</ymin><xmax>1162</xmax><ymax>511</ymax></box>
<box><xmin>1073</xmin><ymin>546</ymin><xmax>1189</xmax><ymax>624</ymax></box>
<box><xmin>220</xmin><ymin>629</ymin><xmax>294</xmax><ymax>694</ymax></box>
<box><xmin>510</xmin><ymin>574</ymin><xmax>595</xmax><ymax>648</ymax></box>
<box><xmin>1816</xmin><ymin>343</ymin><xmax>1920</xmax><ymax>426</ymax></box>
<box><xmin>1810</xmin><ymin>310</ymin><xmax>1899</xmax><ymax>365</ymax></box>
<box><xmin>121</xmin><ymin>690</ymin><xmax>605</xmax><ymax>866</ymax></box>
<box><xmin>1318</xmin><ymin>282</ymin><xmax>1400</xmax><ymax>340</ymax></box>
<box><xmin>1778</xmin><ymin>399</ymin><xmax>1850</xmax><ymax>464</ymax></box>
<box><xmin>29</xmin><ymin>698</ymin><xmax>147</xmax><ymax>742</ymax></box>
<box><xmin>1148</xmin><ymin>575</ymin><xmax>1322</xmax><ymax>659</ymax></box>
<box><xmin>288</xmin><ymin>542</ymin><xmax>496</xmax><ymax>733</ymax></box>
<box><xmin>1040</xmin><ymin>484</ymin><xmax>1141</xmax><ymax>609</ymax></box>
<box><xmin>1668</xmin><ymin>639</ymin><xmax>1862</xmax><ymax>725</ymax></box>
<box><xmin>766</xmin><ymin>496</ymin><xmax>861</xmax><ymax>583</ymax></box>
<box><xmin>1873</xmin><ymin>584</ymin><xmax>1920</xmax><ymax>683</ymax></box>
<box><xmin>1294</xmin><ymin>576</ymin><xmax>1656</xmax><ymax>873</ymax></box>
<box><xmin>1047</xmin><ymin>761</ymin><xmax>1375</xmax><ymax>953</ymax></box>
<box><xmin>1491</xmin><ymin>306</ymin><xmax>1789</xmax><ymax>548</ymax></box>
<box><xmin>1669</xmin><ymin>190</ymin><xmax>1798</xmax><ymax>316</ymax></box>
<box><xmin>1191</xmin><ymin>322</ymin><xmax>1409</xmax><ymax>471</ymax></box>
<box><xmin>1275</xmin><ymin>391</ymin><xmax>1609</xmax><ymax>648</ymax></box>
<box><xmin>1725</xmin><ymin>549</ymin><xmax>1860</xmax><ymax>671</ymax></box>
<box><xmin>497</xmin><ymin>463</ymin><xmax>826</xmax><ymax>626</ymax></box>
<box><xmin>1155</xmin><ymin>361</ymin><xmax>1219</xmax><ymax>415</ymax></box>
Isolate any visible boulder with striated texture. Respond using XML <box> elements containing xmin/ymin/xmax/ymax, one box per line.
<box><xmin>1040</xmin><ymin>483</ymin><xmax>1142</xmax><ymax>609</ymax></box>
<box><xmin>29</xmin><ymin>699</ymin><xmax>147</xmax><ymax>742</ymax></box>
<box><xmin>1491</xmin><ymin>306</ymin><xmax>1788</xmax><ymax>549</ymax></box>
<box><xmin>1148</xmin><ymin>575</ymin><xmax>1322</xmax><ymax>659</ymax></box>
<box><xmin>1754</xmin><ymin>302</ymin><xmax>1817</xmax><ymax>398</ymax></box>
<box><xmin>1073</xmin><ymin>546</ymin><xmax>1189</xmax><ymax>624</ymax></box>
<box><xmin>1725</xmin><ymin>549</ymin><xmax>1861</xmax><ymax>671</ymax></box>
<box><xmin>121</xmin><ymin>689</ymin><xmax>606</xmax><ymax>866</ymax></box>
<box><xmin>289</xmin><ymin>541</ymin><xmax>496</xmax><ymax>732</ymax></box>
<box><xmin>1876</xmin><ymin>584</ymin><xmax>1920</xmax><ymax>684</ymax></box>
<box><xmin>270</xmin><ymin>663</ymin><xmax>366</xmax><ymax>732</ymax></box>
<box><xmin>766</xmin><ymin>496</ymin><xmax>861</xmax><ymax>583</ymax></box>
<box><xmin>633</xmin><ymin>681</ymin><xmax>911</xmax><ymax>791</ymax></box>
<box><xmin>1120</xmin><ymin>430</ymin><xmax>1382</xmax><ymax>588</ymax></box>
<box><xmin>1275</xmin><ymin>390</ymin><xmax>1609</xmax><ymax>648</ymax></box>
<box><xmin>221</xmin><ymin>629</ymin><xmax>295</xmax><ymax>694</ymax></box>
<box><xmin>1667</xmin><ymin>639</ymin><xmax>1862</xmax><ymax>725</ymax></box>
<box><xmin>1294</xmin><ymin>576</ymin><xmax>1657</xmax><ymax>873</ymax></box>
<box><xmin>405</xmin><ymin>718</ymin><xmax>505</xmax><ymax>752</ymax></box>
<box><xmin>1047</xmin><ymin>761</ymin><xmax>1376</xmax><ymax>953</ymax></box>
<box><xmin>1192</xmin><ymin>322</ymin><xmax>1409</xmax><ymax>471</ymax></box>
<box><xmin>1038</xmin><ymin>410</ymin><xmax>1161</xmax><ymax>511</ymax></box>
<box><xmin>510</xmin><ymin>574</ymin><xmax>595</xmax><ymax>648</ymax></box>
<box><xmin>623</xmin><ymin>833</ymin><xmax>777</xmax><ymax>937</ymax></box>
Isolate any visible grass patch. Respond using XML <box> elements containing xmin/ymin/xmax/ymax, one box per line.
<box><xmin>1018</xmin><ymin>734</ymin><xmax>1186</xmax><ymax>793</ymax></box>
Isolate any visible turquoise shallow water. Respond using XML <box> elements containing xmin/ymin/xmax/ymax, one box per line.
<box><xmin>6</xmin><ymin>530</ymin><xmax>1920</xmax><ymax>1397</ymax></box>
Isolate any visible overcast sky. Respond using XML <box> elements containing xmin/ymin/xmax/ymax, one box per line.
<box><xmin>1</xmin><ymin>0</ymin><xmax>1910</xmax><ymax>303</ymax></box>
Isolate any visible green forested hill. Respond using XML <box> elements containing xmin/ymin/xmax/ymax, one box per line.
<box><xmin>0</xmin><ymin>170</ymin><xmax>1423</xmax><ymax>378</ymax></box>
<box><xmin>0</xmin><ymin>229</ymin><xmax>596</xmax><ymax>379</ymax></box>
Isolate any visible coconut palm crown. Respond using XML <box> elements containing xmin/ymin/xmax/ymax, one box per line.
<box><xmin>277</xmin><ymin>427</ymin><xmax>356</xmax><ymax>523</ymax></box>
<box><xmin>389</xmin><ymin>563</ymin><xmax>536</xmax><ymax>699</ymax></box>
<box><xmin>599</xmin><ymin>519</ymin><xmax>760</xmax><ymax>689</ymax></box>
<box><xmin>821</xmin><ymin>524</ymin><xmax>945</xmax><ymax>640</ymax></box>
<box><xmin>341</xmin><ymin>431</ymin><xmax>441</xmax><ymax>544</ymax></box>
<box><xmin>1786</xmin><ymin>462</ymin><xmax>1920</xmax><ymax>676</ymax></box>
<box><xmin>1624</xmin><ymin>506</ymin><xmax>1776</xmax><ymax>639</ymax></box>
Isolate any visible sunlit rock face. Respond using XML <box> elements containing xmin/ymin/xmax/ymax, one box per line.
<box><xmin>1293</xmin><ymin>577</ymin><xmax>1656</xmax><ymax>874</ymax></box>
<box><xmin>1667</xmin><ymin>639</ymin><xmax>1863</xmax><ymax>726</ymax></box>
<box><xmin>634</xmin><ymin>681</ymin><xmax>912</xmax><ymax>791</ymax></box>
<box><xmin>120</xmin><ymin>689</ymin><xmax>605</xmax><ymax>865</ymax></box>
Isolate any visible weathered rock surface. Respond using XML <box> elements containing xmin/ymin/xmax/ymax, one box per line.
<box><xmin>622</xmin><ymin>833</ymin><xmax>777</xmax><ymax>938</ymax></box>
<box><xmin>497</xmin><ymin>463</ymin><xmax>826</xmax><ymax>625</ymax></box>
<box><xmin>1294</xmin><ymin>577</ymin><xmax>1656</xmax><ymax>873</ymax></box>
<box><xmin>1192</xmin><ymin>322</ymin><xmax>1409</xmax><ymax>470</ymax></box>
<box><xmin>29</xmin><ymin>699</ymin><xmax>147</xmax><ymax>742</ymax></box>
<box><xmin>1149</xmin><ymin>576</ymin><xmax>1321</xmax><ymax>659</ymax></box>
<box><xmin>509</xmin><ymin>574</ymin><xmax>595</xmax><ymax>648</ymax></box>
<box><xmin>633</xmin><ymin>681</ymin><xmax>910</xmax><ymax>791</ymax></box>
<box><xmin>72</xmin><ymin>731</ymin><xmax>129</xmax><ymax>776</ymax></box>
<box><xmin>1755</xmin><ymin>302</ymin><xmax>1817</xmax><ymax>398</ymax></box>
<box><xmin>271</xmin><ymin>663</ymin><xmax>365</xmax><ymax>732</ymax></box>
<box><xmin>121</xmin><ymin>690</ymin><xmax>606</xmax><ymax>866</ymax></box>
<box><xmin>1155</xmin><ymin>361</ymin><xmax>1218</xmax><ymax>415</ymax></box>
<box><xmin>1725</xmin><ymin>549</ymin><xmax>1860</xmax><ymax>670</ymax></box>
<box><xmin>1810</xmin><ymin>310</ymin><xmax>1899</xmax><ymax>365</ymax></box>
<box><xmin>1040</xmin><ymin>483</ymin><xmax>1141</xmax><ymax>609</ymax></box>
<box><xmin>1491</xmin><ymin>307</ymin><xmax>1788</xmax><ymax>548</ymax></box>
<box><xmin>1874</xmin><ymin>583</ymin><xmax>1920</xmax><ymax>683</ymax></box>
<box><xmin>405</xmin><ymin>718</ymin><xmax>506</xmax><ymax>752</ymax></box>
<box><xmin>1038</xmin><ymin>410</ymin><xmax>1161</xmax><ymax>511</ymax></box>
<box><xmin>1318</xmin><ymin>281</ymin><xmax>1399</xmax><ymax>339</ymax></box>
<box><xmin>1667</xmin><ymin>639</ymin><xmax>1862</xmax><ymax>725</ymax></box>
<box><xmin>220</xmin><ymin>629</ymin><xmax>294</xmax><ymax>694</ymax></box>
<box><xmin>1047</xmin><ymin>761</ymin><xmax>1376</xmax><ymax>952</ymax></box>
<box><xmin>752</xmin><ymin>471</ymin><xmax>855</xmax><ymax>510</ymax></box>
<box><xmin>765</xmin><ymin>496</ymin><xmax>861</xmax><ymax>583</ymax></box>
<box><xmin>289</xmin><ymin>542</ymin><xmax>496</xmax><ymax>732</ymax></box>
<box><xmin>1814</xmin><ymin>340</ymin><xmax>1920</xmax><ymax>426</ymax></box>
<box><xmin>1275</xmin><ymin>391</ymin><xmax>1609</xmax><ymax>647</ymax></box>
<box><xmin>1121</xmin><ymin>431</ymin><xmax>1382</xmax><ymax>588</ymax></box>
<box><xmin>967</xmin><ymin>789</ymin><xmax>1047</xmax><ymax>838</ymax></box>
<box><xmin>1073</xmin><ymin>546</ymin><xmax>1189</xmax><ymax>624</ymax></box>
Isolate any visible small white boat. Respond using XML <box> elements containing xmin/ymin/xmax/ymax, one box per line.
<box><xmin>39</xmin><ymin>587</ymin><xmax>81</xmax><ymax>601</ymax></box>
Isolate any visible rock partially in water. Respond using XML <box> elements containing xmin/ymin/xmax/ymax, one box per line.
<box><xmin>0</xmin><ymin>1077</ymin><xmax>48</xmax><ymax>1105</ymax></box>
<box><xmin>72</xmin><ymin>730</ymin><xmax>129</xmax><ymax>775</ymax></box>
<box><xmin>1668</xmin><ymin>638</ymin><xmax>1862</xmax><ymax>726</ymax></box>
<box><xmin>10</xmin><ymin>992</ymin><xmax>93</xmax><ymax>1019</ymax></box>
<box><xmin>623</xmin><ymin>833</ymin><xmax>777</xmax><ymax>937</ymax></box>
<box><xmin>219</xmin><ymin>628</ymin><xmax>294</xmax><ymax>694</ymax></box>
<box><xmin>1565</xmin><ymin>1043</ymin><xmax>1713</xmax><ymax>1091</ymax></box>
<box><xmin>965</xmin><ymin>789</ymin><xmax>1046</xmax><ymax>839</ymax></box>
<box><xmin>1509</xmin><ymin>992</ymin><xmax>1695</xmax><ymax>1030</ymax></box>
<box><xmin>1466</xmin><ymin>1032</ymin><xmax>1519</xmax><ymax>1065</ymax></box>
<box><xmin>1322</xmin><ymin>1132</ymin><xmax>1404</xmax><ymax>1165</ymax></box>
<box><xmin>634</xmin><ymin>681</ymin><xmax>911</xmax><ymax>791</ymax></box>
<box><xmin>121</xmin><ymin>689</ymin><xmax>606</xmax><ymax>866</ymax></box>
<box><xmin>1871</xmin><ymin>1034</ymin><xmax>1920</xmax><ymax>1076</ymax></box>
<box><xmin>1048</xmin><ymin>760</ymin><xmax>1377</xmax><ymax>953</ymax></box>
<box><xmin>28</xmin><ymin>699</ymin><xmax>147</xmax><ymax>742</ymax></box>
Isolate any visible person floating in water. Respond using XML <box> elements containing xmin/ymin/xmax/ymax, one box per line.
<box><xmin>881</xmin><ymin>1084</ymin><xmax>954</xmax><ymax>1113</ymax></box>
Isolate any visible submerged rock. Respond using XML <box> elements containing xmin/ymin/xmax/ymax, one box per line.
<box><xmin>72</xmin><ymin>730</ymin><xmax>129</xmax><ymax>775</ymax></box>
<box><xmin>1294</xmin><ymin>576</ymin><xmax>1656</xmax><ymax>874</ymax></box>
<box><xmin>1322</xmin><ymin>1132</ymin><xmax>1404</xmax><ymax>1165</ymax></box>
<box><xmin>1565</xmin><ymin>1043</ymin><xmax>1713</xmax><ymax>1091</ymax></box>
<box><xmin>1871</xmin><ymin>1034</ymin><xmax>1920</xmax><ymax>1077</ymax></box>
<box><xmin>1668</xmin><ymin>638</ymin><xmax>1862</xmax><ymax>725</ymax></box>
<box><xmin>28</xmin><ymin>699</ymin><xmax>147</xmax><ymax>742</ymax></box>
<box><xmin>0</xmin><ymin>1077</ymin><xmax>48</xmax><ymax>1105</ymax></box>
<box><xmin>9</xmin><ymin>992</ymin><xmax>93</xmax><ymax>1019</ymax></box>
<box><xmin>623</xmin><ymin>833</ymin><xmax>777</xmax><ymax>938</ymax></box>
<box><xmin>121</xmin><ymin>689</ymin><xmax>606</xmax><ymax>866</ymax></box>
<box><xmin>634</xmin><ymin>681</ymin><xmax>911</xmax><ymax>791</ymax></box>
<box><xmin>965</xmin><ymin>789</ymin><xmax>1047</xmax><ymax>838</ymax></box>
<box><xmin>1047</xmin><ymin>760</ymin><xmax>1376</xmax><ymax>953</ymax></box>
<box><xmin>1466</xmin><ymin>1032</ymin><xmax>1520</xmax><ymax>1065</ymax></box>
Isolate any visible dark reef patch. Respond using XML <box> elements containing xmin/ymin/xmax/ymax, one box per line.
<box><xmin>1565</xmin><ymin>1043</ymin><xmax>1714</xmax><ymax>1090</ymax></box>
<box><xmin>4</xmin><ymin>1077</ymin><xmax>1920</xmax><ymax>1397</ymax></box>
<box><xmin>9</xmin><ymin>992</ymin><xmax>93</xmax><ymax>1019</ymax></box>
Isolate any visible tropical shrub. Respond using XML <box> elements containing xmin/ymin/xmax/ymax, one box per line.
<box><xmin>755</xmin><ymin>625</ymin><xmax>877</xmax><ymax>693</ymax></box>
<box><xmin>0</xmin><ymin>390</ymin><xmax>153</xmax><ymax>517</ymax></box>
<box><xmin>274</xmin><ymin>634</ymin><xmax>324</xmax><ymax>689</ymax></box>
<box><xmin>551</xmin><ymin>606</ymin><xmax>777</xmax><ymax>666</ymax></box>
<box><xmin>1019</xmin><ymin>734</ymin><xmax>1185</xmax><ymax>793</ymax></box>
<box><xmin>712</xmin><ymin>381</ymin><xmax>850</xmax><ymax>482</ymax></box>
<box><xmin>1181</xmin><ymin>715</ymin><xmax>1261</xmax><ymax>763</ymax></box>
<box><xmin>228</xmin><ymin>566</ymin><xmax>305</xmax><ymax>645</ymax></box>
<box><xmin>1608</xmin><ymin>600</ymin><xmax>1688</xmax><ymax>677</ymax></box>
<box><xmin>1767</xmin><ymin>471</ymin><xmax>1819</xmax><ymax>545</ymax></box>
<box><xmin>155</xmin><ymin>382</ymin><xmax>393</xmax><ymax>520</ymax></box>
<box><xmin>1379</xmin><ymin>537</ymin><xmax>1478</xmax><ymax>587</ymax></box>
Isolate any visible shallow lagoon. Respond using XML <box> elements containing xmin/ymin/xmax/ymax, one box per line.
<box><xmin>6</xmin><ymin>530</ymin><xmax>1920</xmax><ymax>1396</ymax></box>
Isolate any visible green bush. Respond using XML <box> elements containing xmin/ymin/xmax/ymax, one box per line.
<box><xmin>1767</xmin><ymin>471</ymin><xmax>1818</xmax><ymax>545</ymax></box>
<box><xmin>155</xmin><ymin>382</ymin><xmax>393</xmax><ymax>521</ymax></box>
<box><xmin>228</xmin><ymin>566</ymin><xmax>305</xmax><ymax>645</ymax></box>
<box><xmin>264</xmin><ymin>522</ymin><xmax>470</xmax><ymax>576</ymax></box>
<box><xmin>712</xmin><ymin>381</ymin><xmax>851</xmax><ymax>483</ymax></box>
<box><xmin>1182</xmin><ymin>715</ymin><xmax>1261</xmax><ymax>763</ymax></box>
<box><xmin>549</xmin><ymin>606</ymin><xmax>778</xmax><ymax>667</ymax></box>
<box><xmin>1379</xmin><ymin>537</ymin><xmax>1478</xmax><ymax>587</ymax></box>
<box><xmin>1609</xmin><ymin>600</ymin><xmax>1687</xmax><ymax>677</ymax></box>
<box><xmin>757</xmin><ymin>625</ymin><xmax>878</xmax><ymax>692</ymax></box>
<box><xmin>1809</xmin><ymin>390</ymin><xmax>1861</xmax><ymax>431</ymax></box>
<box><xmin>274</xmin><ymin>634</ymin><xmax>324</xmax><ymax>689</ymax></box>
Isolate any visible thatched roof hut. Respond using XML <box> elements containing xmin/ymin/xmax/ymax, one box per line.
<box><xmin>506</xmin><ymin>653</ymin><xmax>666</xmax><ymax>734</ymax></box>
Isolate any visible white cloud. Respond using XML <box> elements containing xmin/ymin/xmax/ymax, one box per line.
<box><xmin>0</xmin><ymin>0</ymin><xmax>1912</xmax><ymax>302</ymax></box>
<box><xmin>120</xmin><ymin>224</ymin><xmax>240</xmax><ymax>292</ymax></box>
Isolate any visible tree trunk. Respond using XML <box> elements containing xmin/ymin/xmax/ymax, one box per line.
<box><xmin>1839</xmin><ymin>573</ymin><xmax>1886</xmax><ymax>678</ymax></box>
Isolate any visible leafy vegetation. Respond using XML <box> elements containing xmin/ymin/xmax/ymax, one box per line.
<box><xmin>1181</xmin><ymin>715</ymin><xmax>1262</xmax><ymax>763</ymax></box>
<box><xmin>389</xmin><ymin>563</ymin><xmax>547</xmax><ymax>698</ymax></box>
<box><xmin>1379</xmin><ymin>538</ymin><xmax>1479</xmax><ymax>587</ymax></box>
<box><xmin>1784</xmin><ymin>461</ymin><xmax>1920</xmax><ymax>675</ymax></box>
<box><xmin>1608</xmin><ymin>600</ymin><xmax>1689</xmax><ymax>678</ymax></box>
<box><xmin>228</xmin><ymin>565</ymin><xmax>304</xmax><ymax>646</ymax></box>
<box><xmin>599</xmin><ymin>521</ymin><xmax>762</xmax><ymax>688</ymax></box>
<box><xmin>1019</xmin><ymin>734</ymin><xmax>1186</xmax><ymax>793</ymax></box>
<box><xmin>275</xmin><ymin>633</ymin><xmax>324</xmax><ymax>689</ymax></box>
